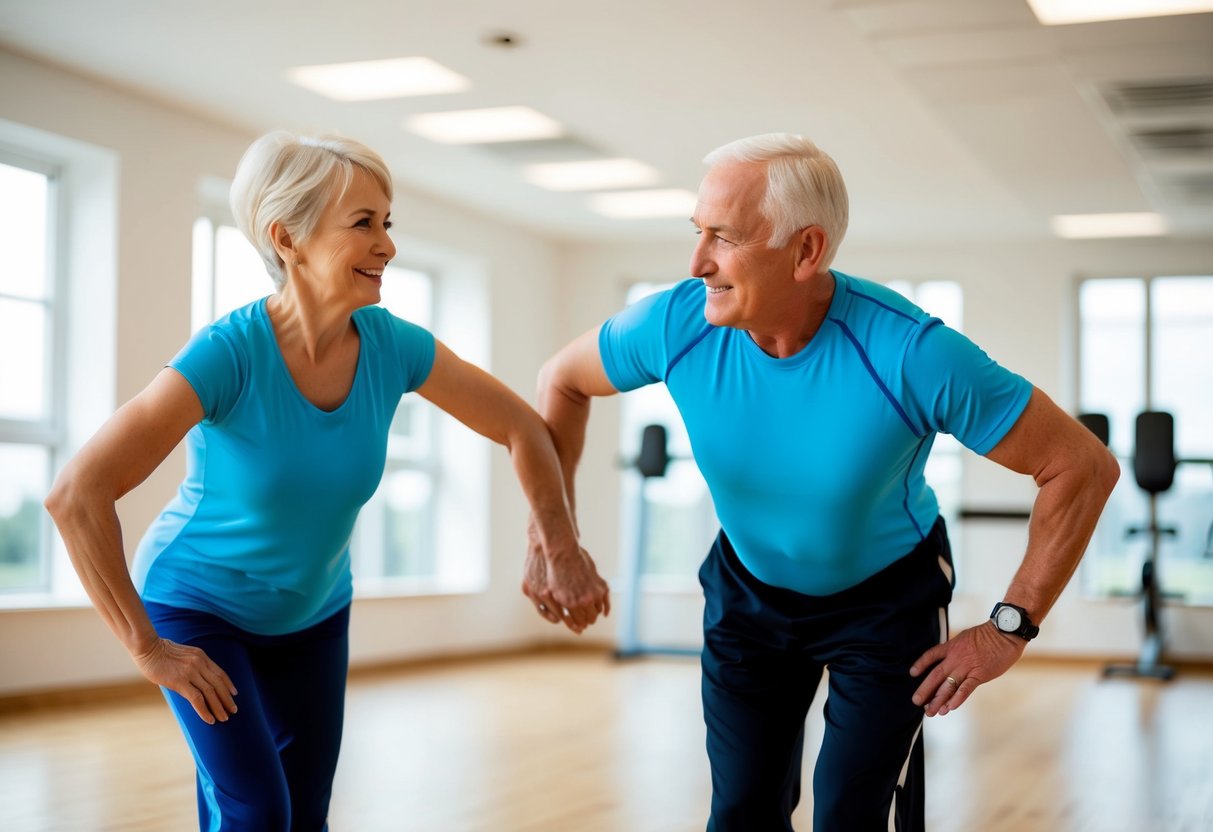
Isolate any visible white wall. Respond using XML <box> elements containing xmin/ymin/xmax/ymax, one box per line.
<box><xmin>556</xmin><ymin>235</ymin><xmax>1213</xmax><ymax>661</ymax></box>
<box><xmin>0</xmin><ymin>48</ymin><xmax>577</xmax><ymax>696</ymax></box>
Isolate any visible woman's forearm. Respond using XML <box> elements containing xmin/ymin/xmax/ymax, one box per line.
<box><xmin>503</xmin><ymin>413</ymin><xmax>581</xmax><ymax>559</ymax></box>
<box><xmin>45</xmin><ymin>479</ymin><xmax>158</xmax><ymax>657</ymax></box>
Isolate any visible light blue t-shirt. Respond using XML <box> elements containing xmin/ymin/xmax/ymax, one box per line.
<box><xmin>132</xmin><ymin>299</ymin><xmax>435</xmax><ymax>634</ymax></box>
<box><xmin>599</xmin><ymin>272</ymin><xmax>1032</xmax><ymax>596</ymax></box>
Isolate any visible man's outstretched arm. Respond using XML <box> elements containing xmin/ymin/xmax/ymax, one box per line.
<box><xmin>524</xmin><ymin>327</ymin><xmax>621</xmax><ymax>626</ymax></box>
<box><xmin>535</xmin><ymin>327</ymin><xmax>621</xmax><ymax>516</ymax></box>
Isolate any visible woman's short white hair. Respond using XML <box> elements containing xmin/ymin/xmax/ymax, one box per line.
<box><xmin>230</xmin><ymin>131</ymin><xmax>394</xmax><ymax>291</ymax></box>
<box><xmin>703</xmin><ymin>133</ymin><xmax>849</xmax><ymax>269</ymax></box>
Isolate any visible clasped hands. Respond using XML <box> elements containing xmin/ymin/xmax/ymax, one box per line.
<box><xmin>522</xmin><ymin>516</ymin><xmax>610</xmax><ymax>634</ymax></box>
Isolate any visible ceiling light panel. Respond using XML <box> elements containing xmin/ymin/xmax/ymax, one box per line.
<box><xmin>287</xmin><ymin>57</ymin><xmax>470</xmax><ymax>101</ymax></box>
<box><xmin>589</xmin><ymin>189</ymin><xmax>699</xmax><ymax>219</ymax></box>
<box><xmin>405</xmin><ymin>106</ymin><xmax>564</xmax><ymax>144</ymax></box>
<box><xmin>1026</xmin><ymin>0</ymin><xmax>1213</xmax><ymax>26</ymax></box>
<box><xmin>524</xmin><ymin>159</ymin><xmax>661</xmax><ymax>191</ymax></box>
<box><xmin>1050</xmin><ymin>212</ymin><xmax>1167</xmax><ymax>238</ymax></box>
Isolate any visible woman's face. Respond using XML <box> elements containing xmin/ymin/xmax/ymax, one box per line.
<box><xmin>292</xmin><ymin>166</ymin><xmax>396</xmax><ymax>307</ymax></box>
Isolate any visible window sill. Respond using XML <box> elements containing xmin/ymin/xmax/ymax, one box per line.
<box><xmin>0</xmin><ymin>579</ymin><xmax>493</xmax><ymax>612</ymax></box>
<box><xmin>0</xmin><ymin>592</ymin><xmax>91</xmax><ymax>613</ymax></box>
<box><xmin>638</xmin><ymin>575</ymin><xmax>701</xmax><ymax>594</ymax></box>
<box><xmin>353</xmin><ymin>576</ymin><xmax>489</xmax><ymax>600</ymax></box>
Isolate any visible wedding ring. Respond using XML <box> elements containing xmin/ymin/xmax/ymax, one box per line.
<box><xmin>945</xmin><ymin>675</ymin><xmax>958</xmax><ymax>687</ymax></box>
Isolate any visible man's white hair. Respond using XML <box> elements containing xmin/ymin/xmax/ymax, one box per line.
<box><xmin>230</xmin><ymin>131</ymin><xmax>394</xmax><ymax>291</ymax></box>
<box><xmin>703</xmin><ymin>133</ymin><xmax>848</xmax><ymax>269</ymax></box>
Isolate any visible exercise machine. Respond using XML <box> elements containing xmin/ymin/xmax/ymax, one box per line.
<box><xmin>615</xmin><ymin>424</ymin><xmax>700</xmax><ymax>659</ymax></box>
<box><xmin>1083</xmin><ymin>411</ymin><xmax>1186</xmax><ymax>680</ymax></box>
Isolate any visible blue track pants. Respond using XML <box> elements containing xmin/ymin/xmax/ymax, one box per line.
<box><xmin>145</xmin><ymin>602</ymin><xmax>350</xmax><ymax>831</ymax></box>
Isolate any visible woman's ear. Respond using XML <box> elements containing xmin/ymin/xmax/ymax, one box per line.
<box><xmin>793</xmin><ymin>225</ymin><xmax>829</xmax><ymax>282</ymax></box>
<box><xmin>269</xmin><ymin>222</ymin><xmax>299</xmax><ymax>267</ymax></box>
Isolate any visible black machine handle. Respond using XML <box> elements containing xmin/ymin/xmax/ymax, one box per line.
<box><xmin>636</xmin><ymin>424</ymin><xmax>671</xmax><ymax>479</ymax></box>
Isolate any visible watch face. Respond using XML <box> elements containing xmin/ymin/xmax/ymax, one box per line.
<box><xmin>996</xmin><ymin>606</ymin><xmax>1022</xmax><ymax>632</ymax></box>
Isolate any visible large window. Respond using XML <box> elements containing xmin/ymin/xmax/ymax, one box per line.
<box><xmin>1078</xmin><ymin>276</ymin><xmax>1213</xmax><ymax>603</ymax></box>
<box><xmin>191</xmin><ymin>215</ymin><xmax>446</xmax><ymax>588</ymax></box>
<box><xmin>349</xmin><ymin>269</ymin><xmax>437</xmax><ymax>586</ymax></box>
<box><xmin>0</xmin><ymin>157</ymin><xmax>58</xmax><ymax>594</ymax></box>
<box><xmin>617</xmin><ymin>278</ymin><xmax>964</xmax><ymax>582</ymax></box>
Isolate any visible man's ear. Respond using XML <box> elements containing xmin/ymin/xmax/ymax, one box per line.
<box><xmin>793</xmin><ymin>225</ymin><xmax>829</xmax><ymax>282</ymax></box>
<box><xmin>269</xmin><ymin>221</ymin><xmax>298</xmax><ymax>266</ymax></box>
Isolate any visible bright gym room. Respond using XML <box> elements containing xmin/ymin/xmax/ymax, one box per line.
<box><xmin>1</xmin><ymin>2</ymin><xmax>1211</xmax><ymax>830</ymax></box>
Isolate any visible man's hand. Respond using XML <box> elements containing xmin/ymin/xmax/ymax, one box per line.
<box><xmin>522</xmin><ymin>516</ymin><xmax>610</xmax><ymax>634</ymax></box>
<box><xmin>909</xmin><ymin>621</ymin><xmax>1026</xmax><ymax>717</ymax></box>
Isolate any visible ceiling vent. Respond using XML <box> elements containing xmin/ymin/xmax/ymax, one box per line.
<box><xmin>1102</xmin><ymin>79</ymin><xmax>1213</xmax><ymax>113</ymax></box>
<box><xmin>1095</xmin><ymin>76</ymin><xmax>1213</xmax><ymax>215</ymax></box>
<box><xmin>1132</xmin><ymin>127</ymin><xmax>1213</xmax><ymax>154</ymax></box>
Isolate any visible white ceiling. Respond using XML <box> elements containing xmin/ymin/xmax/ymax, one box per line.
<box><xmin>2</xmin><ymin>0</ymin><xmax>1211</xmax><ymax>246</ymax></box>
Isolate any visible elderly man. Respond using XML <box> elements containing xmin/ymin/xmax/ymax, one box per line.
<box><xmin>528</xmin><ymin>133</ymin><xmax>1119</xmax><ymax>830</ymax></box>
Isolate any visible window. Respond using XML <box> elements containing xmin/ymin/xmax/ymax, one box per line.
<box><xmin>191</xmin><ymin>217</ymin><xmax>270</xmax><ymax>333</ymax></box>
<box><xmin>191</xmin><ymin>215</ymin><xmax>457</xmax><ymax>589</ymax></box>
<box><xmin>349</xmin><ymin>268</ymin><xmax>439</xmax><ymax>586</ymax></box>
<box><xmin>0</xmin><ymin>157</ymin><xmax>58</xmax><ymax>594</ymax></box>
<box><xmin>0</xmin><ymin>121</ymin><xmax>118</xmax><ymax>608</ymax></box>
<box><xmin>1078</xmin><ymin>276</ymin><xmax>1213</xmax><ymax>603</ymax></box>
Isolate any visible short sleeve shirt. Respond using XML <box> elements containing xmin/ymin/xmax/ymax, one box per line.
<box><xmin>132</xmin><ymin>299</ymin><xmax>435</xmax><ymax>634</ymax></box>
<box><xmin>599</xmin><ymin>272</ymin><xmax>1031</xmax><ymax>595</ymax></box>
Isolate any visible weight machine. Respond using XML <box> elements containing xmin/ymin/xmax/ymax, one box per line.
<box><xmin>1079</xmin><ymin>411</ymin><xmax>1213</xmax><ymax>681</ymax></box>
<box><xmin>615</xmin><ymin>424</ymin><xmax>700</xmax><ymax>659</ymax></box>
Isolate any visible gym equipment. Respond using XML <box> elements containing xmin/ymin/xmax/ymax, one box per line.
<box><xmin>1104</xmin><ymin>412</ymin><xmax>1179</xmax><ymax>681</ymax></box>
<box><xmin>615</xmin><ymin>424</ymin><xmax>700</xmax><ymax>659</ymax></box>
<box><xmin>1077</xmin><ymin>412</ymin><xmax>1110</xmax><ymax>447</ymax></box>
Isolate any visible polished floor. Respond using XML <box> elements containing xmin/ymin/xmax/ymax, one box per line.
<box><xmin>1</xmin><ymin>652</ymin><xmax>1211</xmax><ymax>831</ymax></box>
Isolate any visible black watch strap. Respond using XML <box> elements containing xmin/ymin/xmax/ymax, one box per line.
<box><xmin>990</xmin><ymin>602</ymin><xmax>1040</xmax><ymax>641</ymax></box>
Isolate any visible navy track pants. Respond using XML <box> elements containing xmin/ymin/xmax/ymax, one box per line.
<box><xmin>699</xmin><ymin>517</ymin><xmax>953</xmax><ymax>831</ymax></box>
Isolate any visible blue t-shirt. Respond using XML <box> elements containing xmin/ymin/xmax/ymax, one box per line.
<box><xmin>132</xmin><ymin>299</ymin><xmax>436</xmax><ymax>634</ymax></box>
<box><xmin>599</xmin><ymin>272</ymin><xmax>1032</xmax><ymax>596</ymax></box>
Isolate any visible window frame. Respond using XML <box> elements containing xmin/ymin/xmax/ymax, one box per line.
<box><xmin>1074</xmin><ymin>272</ymin><xmax>1213</xmax><ymax>603</ymax></box>
<box><xmin>0</xmin><ymin>147</ymin><xmax>66</xmax><ymax>595</ymax></box>
<box><xmin>350</xmin><ymin>264</ymin><xmax>443</xmax><ymax>593</ymax></box>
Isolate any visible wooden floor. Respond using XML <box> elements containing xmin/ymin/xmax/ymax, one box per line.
<box><xmin>2</xmin><ymin>652</ymin><xmax>1211</xmax><ymax>831</ymax></box>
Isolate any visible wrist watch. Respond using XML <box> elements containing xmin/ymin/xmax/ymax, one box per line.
<box><xmin>989</xmin><ymin>602</ymin><xmax>1039</xmax><ymax>641</ymax></box>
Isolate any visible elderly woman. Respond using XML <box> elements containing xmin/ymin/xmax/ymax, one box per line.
<box><xmin>44</xmin><ymin>131</ymin><xmax>610</xmax><ymax>830</ymax></box>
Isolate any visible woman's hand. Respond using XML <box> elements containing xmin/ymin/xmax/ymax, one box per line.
<box><xmin>131</xmin><ymin>638</ymin><xmax>239</xmax><ymax>725</ymax></box>
<box><xmin>523</xmin><ymin>517</ymin><xmax>610</xmax><ymax>634</ymax></box>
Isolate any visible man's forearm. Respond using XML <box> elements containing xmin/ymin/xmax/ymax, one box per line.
<box><xmin>1002</xmin><ymin>454</ymin><xmax>1120</xmax><ymax>623</ymax></box>
<box><xmin>536</xmin><ymin>374</ymin><xmax>593</xmax><ymax>516</ymax></box>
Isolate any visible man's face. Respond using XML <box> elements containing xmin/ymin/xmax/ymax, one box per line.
<box><xmin>689</xmin><ymin>161</ymin><xmax>801</xmax><ymax>331</ymax></box>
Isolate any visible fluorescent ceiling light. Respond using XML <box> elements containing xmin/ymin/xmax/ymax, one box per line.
<box><xmin>523</xmin><ymin>159</ymin><xmax>661</xmax><ymax>191</ymax></box>
<box><xmin>1050</xmin><ymin>212</ymin><xmax>1167</xmax><ymax>238</ymax></box>
<box><xmin>287</xmin><ymin>57</ymin><xmax>470</xmax><ymax>101</ymax></box>
<box><xmin>589</xmin><ymin>189</ymin><xmax>699</xmax><ymax>219</ymax></box>
<box><xmin>1026</xmin><ymin>0</ymin><xmax>1213</xmax><ymax>25</ymax></box>
<box><xmin>405</xmin><ymin>106</ymin><xmax>564</xmax><ymax>144</ymax></box>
